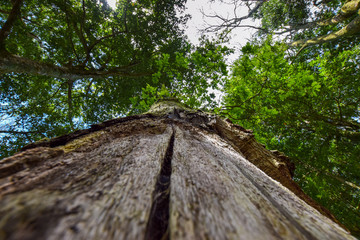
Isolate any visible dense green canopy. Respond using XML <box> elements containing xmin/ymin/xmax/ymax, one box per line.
<box><xmin>0</xmin><ymin>0</ymin><xmax>229</xmax><ymax>156</ymax></box>
<box><xmin>222</xmin><ymin>38</ymin><xmax>360</xmax><ymax>235</ymax></box>
<box><xmin>0</xmin><ymin>0</ymin><xmax>359</xmax><ymax>237</ymax></box>
<box><xmin>204</xmin><ymin>0</ymin><xmax>360</xmax><ymax>236</ymax></box>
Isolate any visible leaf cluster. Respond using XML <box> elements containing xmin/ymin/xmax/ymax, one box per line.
<box><xmin>0</xmin><ymin>0</ymin><xmax>232</xmax><ymax>158</ymax></box>
<box><xmin>223</xmin><ymin>38</ymin><xmax>360</xmax><ymax>236</ymax></box>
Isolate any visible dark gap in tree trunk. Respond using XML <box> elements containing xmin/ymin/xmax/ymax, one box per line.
<box><xmin>144</xmin><ymin>130</ymin><xmax>174</xmax><ymax>240</ymax></box>
<box><xmin>233</xmin><ymin>163</ymin><xmax>317</xmax><ymax>240</ymax></box>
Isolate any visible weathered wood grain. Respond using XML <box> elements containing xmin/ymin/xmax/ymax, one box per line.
<box><xmin>0</xmin><ymin>121</ymin><xmax>173</xmax><ymax>240</ymax></box>
<box><xmin>211</xmin><ymin>116</ymin><xmax>342</xmax><ymax>226</ymax></box>
<box><xmin>170</xmin><ymin>125</ymin><xmax>354</xmax><ymax>240</ymax></box>
<box><xmin>0</xmin><ymin>101</ymin><xmax>355</xmax><ymax>239</ymax></box>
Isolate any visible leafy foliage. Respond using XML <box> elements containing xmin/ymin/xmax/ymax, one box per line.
<box><xmin>1</xmin><ymin>0</ymin><xmax>359</xmax><ymax>237</ymax></box>
<box><xmin>204</xmin><ymin>0</ymin><xmax>360</xmax><ymax>234</ymax></box>
<box><xmin>254</xmin><ymin>0</ymin><xmax>310</xmax><ymax>32</ymax></box>
<box><xmin>0</xmin><ymin>0</ymin><xmax>230</xmax><ymax>157</ymax></box>
<box><xmin>204</xmin><ymin>0</ymin><xmax>360</xmax><ymax>48</ymax></box>
<box><xmin>129</xmin><ymin>37</ymin><xmax>231</xmax><ymax>113</ymax></box>
<box><xmin>222</xmin><ymin>37</ymin><xmax>360</xmax><ymax>236</ymax></box>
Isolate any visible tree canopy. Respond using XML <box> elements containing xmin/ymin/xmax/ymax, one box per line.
<box><xmin>222</xmin><ymin>37</ymin><xmax>360</xmax><ymax>235</ymax></box>
<box><xmin>204</xmin><ymin>0</ymin><xmax>360</xmax><ymax>49</ymax></box>
<box><xmin>202</xmin><ymin>0</ymin><xmax>360</xmax><ymax>236</ymax></box>
<box><xmin>0</xmin><ymin>0</ymin><xmax>359</xmax><ymax>237</ymax></box>
<box><xmin>0</xmin><ymin>0</ymin><xmax>230</xmax><ymax>156</ymax></box>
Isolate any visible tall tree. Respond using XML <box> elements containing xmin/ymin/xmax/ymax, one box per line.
<box><xmin>0</xmin><ymin>0</ymin><xmax>230</xmax><ymax>158</ymax></box>
<box><xmin>0</xmin><ymin>100</ymin><xmax>355</xmax><ymax>239</ymax></box>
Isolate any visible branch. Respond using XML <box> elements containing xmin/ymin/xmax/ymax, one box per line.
<box><xmin>0</xmin><ymin>53</ymin><xmax>152</xmax><ymax>80</ymax></box>
<box><xmin>67</xmin><ymin>80</ymin><xmax>74</xmax><ymax>130</ymax></box>
<box><xmin>313</xmin><ymin>0</ymin><xmax>332</xmax><ymax>6</ymax></box>
<box><xmin>337</xmin><ymin>129</ymin><xmax>360</xmax><ymax>141</ymax></box>
<box><xmin>81</xmin><ymin>33</ymin><xmax>127</xmax><ymax>66</ymax></box>
<box><xmin>0</xmin><ymin>130</ymin><xmax>38</xmax><ymax>134</ymax></box>
<box><xmin>222</xmin><ymin>24</ymin><xmax>269</xmax><ymax>32</ymax></box>
<box><xmin>62</xmin><ymin>4</ymin><xmax>89</xmax><ymax>53</ymax></box>
<box><xmin>289</xmin><ymin>15</ymin><xmax>360</xmax><ymax>47</ymax></box>
<box><xmin>0</xmin><ymin>0</ymin><xmax>23</xmax><ymax>48</ymax></box>
<box><xmin>203</xmin><ymin>0</ymin><xmax>266</xmax><ymax>32</ymax></box>
<box><xmin>286</xmin><ymin>97</ymin><xmax>360</xmax><ymax>130</ymax></box>
<box><xmin>37</xmin><ymin>81</ymin><xmax>67</xmax><ymax>105</ymax></box>
<box><xmin>221</xmin><ymin>77</ymin><xmax>269</xmax><ymax>111</ymax></box>
<box><xmin>293</xmin><ymin>157</ymin><xmax>360</xmax><ymax>191</ymax></box>
<box><xmin>85</xmin><ymin>78</ymin><xmax>96</xmax><ymax>97</ymax></box>
<box><xmin>288</xmin><ymin>0</ymin><xmax>360</xmax><ymax>30</ymax></box>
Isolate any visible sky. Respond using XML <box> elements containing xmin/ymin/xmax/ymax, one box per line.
<box><xmin>185</xmin><ymin>0</ymin><xmax>258</xmax><ymax>62</ymax></box>
<box><xmin>107</xmin><ymin>0</ymin><xmax>117</xmax><ymax>9</ymax></box>
<box><xmin>184</xmin><ymin>1</ymin><xmax>256</xmax><ymax>45</ymax></box>
<box><xmin>105</xmin><ymin>0</ymin><xmax>258</xmax><ymax>103</ymax></box>
<box><xmin>105</xmin><ymin>0</ymin><xmax>258</xmax><ymax>62</ymax></box>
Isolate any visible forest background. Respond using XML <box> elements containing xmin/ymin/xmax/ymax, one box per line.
<box><xmin>0</xmin><ymin>0</ymin><xmax>359</xmax><ymax>237</ymax></box>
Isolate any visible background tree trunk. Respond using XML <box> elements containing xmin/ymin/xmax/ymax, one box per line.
<box><xmin>0</xmin><ymin>100</ymin><xmax>355</xmax><ymax>239</ymax></box>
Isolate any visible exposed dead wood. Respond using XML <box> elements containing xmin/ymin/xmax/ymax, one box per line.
<box><xmin>0</xmin><ymin>100</ymin><xmax>355</xmax><ymax>239</ymax></box>
<box><xmin>170</xmin><ymin>124</ymin><xmax>351</xmax><ymax>239</ymax></box>
<box><xmin>1</xmin><ymin>119</ymin><xmax>172</xmax><ymax>239</ymax></box>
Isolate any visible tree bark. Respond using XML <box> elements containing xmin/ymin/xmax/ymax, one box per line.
<box><xmin>0</xmin><ymin>100</ymin><xmax>355</xmax><ymax>239</ymax></box>
<box><xmin>290</xmin><ymin>14</ymin><xmax>360</xmax><ymax>47</ymax></box>
<box><xmin>0</xmin><ymin>53</ymin><xmax>150</xmax><ymax>80</ymax></box>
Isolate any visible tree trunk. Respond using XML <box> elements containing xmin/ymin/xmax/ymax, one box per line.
<box><xmin>0</xmin><ymin>100</ymin><xmax>355</xmax><ymax>239</ymax></box>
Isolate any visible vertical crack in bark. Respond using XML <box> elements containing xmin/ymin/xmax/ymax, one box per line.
<box><xmin>234</xmin><ymin>164</ymin><xmax>317</xmax><ymax>240</ymax></box>
<box><xmin>145</xmin><ymin>130</ymin><xmax>174</xmax><ymax>240</ymax></box>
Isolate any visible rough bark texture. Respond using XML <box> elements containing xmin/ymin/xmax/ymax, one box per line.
<box><xmin>0</xmin><ymin>100</ymin><xmax>355</xmax><ymax>239</ymax></box>
<box><xmin>290</xmin><ymin>15</ymin><xmax>360</xmax><ymax>47</ymax></box>
<box><xmin>289</xmin><ymin>0</ymin><xmax>360</xmax><ymax>48</ymax></box>
<box><xmin>0</xmin><ymin>53</ymin><xmax>150</xmax><ymax>80</ymax></box>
